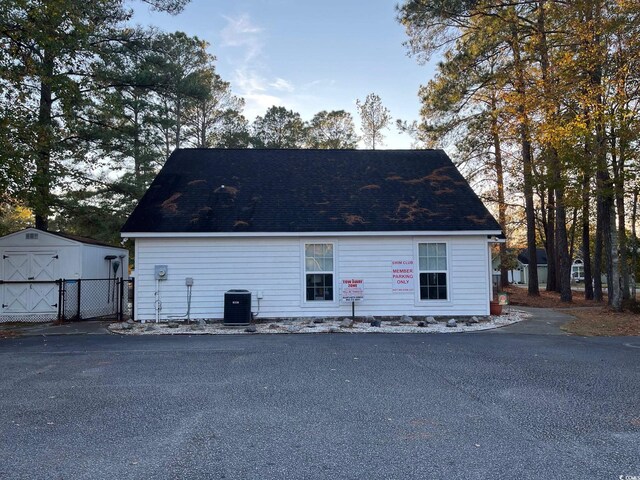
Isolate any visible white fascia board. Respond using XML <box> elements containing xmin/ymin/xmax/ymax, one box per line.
<box><xmin>122</xmin><ymin>230</ymin><xmax>503</xmax><ymax>239</ymax></box>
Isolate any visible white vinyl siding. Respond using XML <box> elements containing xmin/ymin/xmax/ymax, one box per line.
<box><xmin>81</xmin><ymin>244</ymin><xmax>128</xmax><ymax>279</ymax></box>
<box><xmin>133</xmin><ymin>235</ymin><xmax>491</xmax><ymax>321</ymax></box>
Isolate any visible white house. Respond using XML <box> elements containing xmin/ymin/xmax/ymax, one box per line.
<box><xmin>121</xmin><ymin>149</ymin><xmax>504</xmax><ymax>322</ymax></box>
<box><xmin>492</xmin><ymin>247</ymin><xmax>548</xmax><ymax>285</ymax></box>
<box><xmin>0</xmin><ymin>228</ymin><xmax>128</xmax><ymax>322</ymax></box>
<box><xmin>571</xmin><ymin>258</ymin><xmax>585</xmax><ymax>282</ymax></box>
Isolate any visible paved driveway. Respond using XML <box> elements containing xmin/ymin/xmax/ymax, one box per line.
<box><xmin>1</xmin><ymin>333</ymin><xmax>639</xmax><ymax>480</ymax></box>
<box><xmin>490</xmin><ymin>306</ymin><xmax>577</xmax><ymax>335</ymax></box>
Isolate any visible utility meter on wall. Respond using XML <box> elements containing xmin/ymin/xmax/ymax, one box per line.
<box><xmin>154</xmin><ymin>265</ymin><xmax>168</xmax><ymax>280</ymax></box>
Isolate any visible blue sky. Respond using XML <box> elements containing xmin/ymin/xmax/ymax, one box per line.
<box><xmin>131</xmin><ymin>0</ymin><xmax>438</xmax><ymax>148</ymax></box>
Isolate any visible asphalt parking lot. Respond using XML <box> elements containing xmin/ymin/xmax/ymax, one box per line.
<box><xmin>1</xmin><ymin>332</ymin><xmax>639</xmax><ymax>480</ymax></box>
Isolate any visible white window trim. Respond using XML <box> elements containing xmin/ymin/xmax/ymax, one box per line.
<box><xmin>301</xmin><ymin>240</ymin><xmax>338</xmax><ymax>307</ymax></box>
<box><xmin>415</xmin><ymin>240</ymin><xmax>452</xmax><ymax>304</ymax></box>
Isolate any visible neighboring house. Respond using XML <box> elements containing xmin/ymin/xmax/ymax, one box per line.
<box><xmin>121</xmin><ymin>149</ymin><xmax>504</xmax><ymax>321</ymax></box>
<box><xmin>494</xmin><ymin>252</ymin><xmax>593</xmax><ymax>286</ymax></box>
<box><xmin>492</xmin><ymin>247</ymin><xmax>548</xmax><ymax>285</ymax></box>
<box><xmin>516</xmin><ymin>248</ymin><xmax>548</xmax><ymax>284</ymax></box>
<box><xmin>491</xmin><ymin>249</ymin><xmax>523</xmax><ymax>284</ymax></box>
<box><xmin>0</xmin><ymin>228</ymin><xmax>128</xmax><ymax>322</ymax></box>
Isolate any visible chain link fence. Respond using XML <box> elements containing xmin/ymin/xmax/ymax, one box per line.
<box><xmin>61</xmin><ymin>278</ymin><xmax>133</xmax><ymax>321</ymax></box>
<box><xmin>1</xmin><ymin>278</ymin><xmax>133</xmax><ymax>323</ymax></box>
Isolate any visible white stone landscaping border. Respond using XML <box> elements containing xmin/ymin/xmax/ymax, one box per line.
<box><xmin>109</xmin><ymin>309</ymin><xmax>529</xmax><ymax>335</ymax></box>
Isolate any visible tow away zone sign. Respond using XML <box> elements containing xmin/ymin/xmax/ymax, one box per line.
<box><xmin>341</xmin><ymin>278</ymin><xmax>364</xmax><ymax>302</ymax></box>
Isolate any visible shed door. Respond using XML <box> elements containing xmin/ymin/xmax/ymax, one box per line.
<box><xmin>2</xmin><ymin>252</ymin><xmax>58</xmax><ymax>313</ymax></box>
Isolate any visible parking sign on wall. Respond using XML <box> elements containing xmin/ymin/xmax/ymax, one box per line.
<box><xmin>392</xmin><ymin>259</ymin><xmax>414</xmax><ymax>292</ymax></box>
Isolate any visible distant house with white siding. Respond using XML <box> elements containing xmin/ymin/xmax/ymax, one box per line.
<box><xmin>121</xmin><ymin>149</ymin><xmax>503</xmax><ymax>321</ymax></box>
<box><xmin>492</xmin><ymin>247</ymin><xmax>548</xmax><ymax>285</ymax></box>
<box><xmin>515</xmin><ymin>248</ymin><xmax>548</xmax><ymax>284</ymax></box>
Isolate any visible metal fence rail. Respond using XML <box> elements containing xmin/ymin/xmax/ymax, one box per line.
<box><xmin>1</xmin><ymin>278</ymin><xmax>133</xmax><ymax>323</ymax></box>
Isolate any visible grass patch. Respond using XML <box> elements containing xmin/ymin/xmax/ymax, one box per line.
<box><xmin>504</xmin><ymin>285</ymin><xmax>639</xmax><ymax>336</ymax></box>
<box><xmin>504</xmin><ymin>285</ymin><xmax>605</xmax><ymax>309</ymax></box>
<box><xmin>561</xmin><ymin>308</ymin><xmax>640</xmax><ymax>336</ymax></box>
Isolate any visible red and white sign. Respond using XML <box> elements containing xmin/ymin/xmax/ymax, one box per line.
<box><xmin>341</xmin><ymin>278</ymin><xmax>364</xmax><ymax>302</ymax></box>
<box><xmin>392</xmin><ymin>259</ymin><xmax>414</xmax><ymax>292</ymax></box>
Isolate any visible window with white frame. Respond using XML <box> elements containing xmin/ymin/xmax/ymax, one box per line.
<box><xmin>418</xmin><ymin>243</ymin><xmax>448</xmax><ymax>300</ymax></box>
<box><xmin>305</xmin><ymin>243</ymin><xmax>334</xmax><ymax>301</ymax></box>
<box><xmin>571</xmin><ymin>259</ymin><xmax>584</xmax><ymax>281</ymax></box>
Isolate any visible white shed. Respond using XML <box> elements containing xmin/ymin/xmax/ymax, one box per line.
<box><xmin>122</xmin><ymin>149</ymin><xmax>504</xmax><ymax>322</ymax></box>
<box><xmin>0</xmin><ymin>228</ymin><xmax>128</xmax><ymax>322</ymax></box>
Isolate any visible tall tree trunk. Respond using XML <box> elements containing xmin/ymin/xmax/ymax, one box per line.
<box><xmin>632</xmin><ymin>188</ymin><xmax>638</xmax><ymax>301</ymax></box>
<box><xmin>133</xmin><ymin>96</ymin><xmax>142</xmax><ymax>191</ymax></box>
<box><xmin>34</xmin><ymin>49</ymin><xmax>55</xmax><ymax>231</ymax></box>
<box><xmin>536</xmin><ymin>0</ymin><xmax>569</xmax><ymax>298</ymax></box>
<box><xmin>594</xmin><ymin>193</ymin><xmax>604</xmax><ymax>301</ymax></box>
<box><xmin>596</xmin><ymin>146</ymin><xmax>619</xmax><ymax>307</ymax></box>
<box><xmin>199</xmin><ymin>102</ymin><xmax>208</xmax><ymax>148</ymax></box>
<box><xmin>611</xmin><ymin>132</ymin><xmax>629</xmax><ymax>300</ymax></box>
<box><xmin>569</xmin><ymin>207</ymin><xmax>578</xmax><ymax>261</ymax></box>
<box><xmin>606</xmin><ymin>192</ymin><xmax>622</xmax><ymax>310</ymax></box>
<box><xmin>175</xmin><ymin>96</ymin><xmax>182</xmax><ymax>150</ymax></box>
<box><xmin>511</xmin><ymin>33</ymin><xmax>538</xmax><ymax>295</ymax></box>
<box><xmin>545</xmin><ymin>185</ymin><xmax>556</xmax><ymax>291</ymax></box>
<box><xmin>595</xmin><ymin>131</ymin><xmax>616</xmax><ymax>306</ymax></box>
<box><xmin>554</xmin><ymin>166</ymin><xmax>572</xmax><ymax>302</ymax></box>
<box><xmin>581</xmin><ymin>169</ymin><xmax>594</xmax><ymax>300</ymax></box>
<box><xmin>162</xmin><ymin>99</ymin><xmax>172</xmax><ymax>158</ymax></box>
<box><xmin>517</xmin><ymin>111</ymin><xmax>538</xmax><ymax>294</ymax></box>
<box><xmin>587</xmin><ymin>0</ymin><xmax>617</xmax><ymax>306</ymax></box>
<box><xmin>595</xmin><ymin>110</ymin><xmax>621</xmax><ymax>308</ymax></box>
<box><xmin>491</xmin><ymin>96</ymin><xmax>508</xmax><ymax>289</ymax></box>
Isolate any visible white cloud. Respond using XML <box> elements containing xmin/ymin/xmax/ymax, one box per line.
<box><xmin>302</xmin><ymin>79</ymin><xmax>336</xmax><ymax>90</ymax></box>
<box><xmin>218</xmin><ymin>14</ymin><xmax>338</xmax><ymax>123</ymax></box>
<box><xmin>270</xmin><ymin>78</ymin><xmax>294</xmax><ymax>92</ymax></box>
<box><xmin>232</xmin><ymin>68</ymin><xmax>284</xmax><ymax>118</ymax></box>
<box><xmin>243</xmin><ymin>93</ymin><xmax>285</xmax><ymax>119</ymax></box>
<box><xmin>220</xmin><ymin>14</ymin><xmax>264</xmax><ymax>62</ymax></box>
<box><xmin>219</xmin><ymin>14</ymin><xmax>287</xmax><ymax>118</ymax></box>
<box><xmin>235</xmin><ymin>68</ymin><xmax>268</xmax><ymax>93</ymax></box>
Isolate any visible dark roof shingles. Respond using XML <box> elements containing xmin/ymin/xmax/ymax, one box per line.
<box><xmin>122</xmin><ymin>149</ymin><xmax>502</xmax><ymax>233</ymax></box>
<box><xmin>518</xmin><ymin>248</ymin><xmax>548</xmax><ymax>265</ymax></box>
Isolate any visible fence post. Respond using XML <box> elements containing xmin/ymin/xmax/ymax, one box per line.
<box><xmin>77</xmin><ymin>279</ymin><xmax>82</xmax><ymax>321</ymax></box>
<box><xmin>131</xmin><ymin>278</ymin><xmax>135</xmax><ymax>321</ymax></box>
<box><xmin>118</xmin><ymin>278</ymin><xmax>125</xmax><ymax>322</ymax></box>
<box><xmin>57</xmin><ymin>279</ymin><xmax>63</xmax><ymax>322</ymax></box>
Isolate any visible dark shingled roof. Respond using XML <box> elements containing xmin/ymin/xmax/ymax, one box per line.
<box><xmin>121</xmin><ymin>149</ymin><xmax>502</xmax><ymax>234</ymax></box>
<box><xmin>518</xmin><ymin>248</ymin><xmax>548</xmax><ymax>265</ymax></box>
